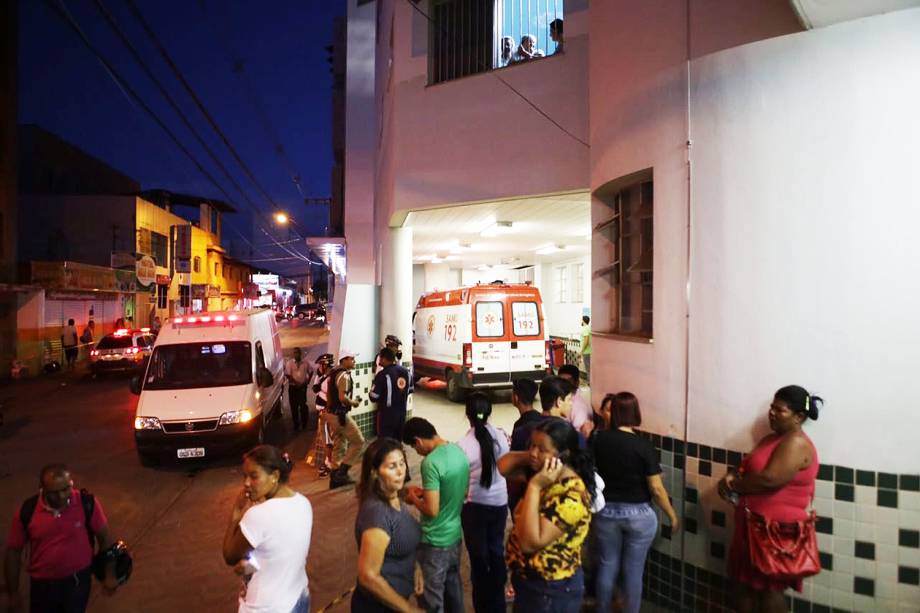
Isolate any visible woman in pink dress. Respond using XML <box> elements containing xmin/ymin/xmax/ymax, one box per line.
<box><xmin>718</xmin><ymin>385</ymin><xmax>823</xmax><ymax>613</ymax></box>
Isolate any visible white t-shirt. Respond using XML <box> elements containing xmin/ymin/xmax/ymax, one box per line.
<box><xmin>238</xmin><ymin>493</ymin><xmax>313</xmax><ymax>613</ymax></box>
<box><xmin>457</xmin><ymin>424</ymin><xmax>510</xmax><ymax>507</ymax></box>
<box><xmin>569</xmin><ymin>388</ymin><xmax>593</xmax><ymax>430</ymax></box>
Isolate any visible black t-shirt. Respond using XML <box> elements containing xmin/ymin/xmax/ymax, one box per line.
<box><xmin>510</xmin><ymin>410</ymin><xmax>546</xmax><ymax>452</ymax></box>
<box><xmin>592</xmin><ymin>429</ymin><xmax>662</xmax><ymax>503</ymax></box>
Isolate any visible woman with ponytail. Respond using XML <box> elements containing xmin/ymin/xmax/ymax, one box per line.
<box><xmin>718</xmin><ymin>385</ymin><xmax>823</xmax><ymax>613</ymax></box>
<box><xmin>505</xmin><ymin>417</ymin><xmax>594</xmax><ymax>612</ymax></box>
<box><xmin>223</xmin><ymin>445</ymin><xmax>313</xmax><ymax>612</ymax></box>
<box><xmin>457</xmin><ymin>392</ymin><xmax>510</xmax><ymax>612</ymax></box>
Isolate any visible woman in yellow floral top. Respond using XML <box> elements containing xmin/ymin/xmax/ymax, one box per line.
<box><xmin>500</xmin><ymin>417</ymin><xmax>595</xmax><ymax>612</ymax></box>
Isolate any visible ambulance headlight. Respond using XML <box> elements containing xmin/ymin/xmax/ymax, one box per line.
<box><xmin>134</xmin><ymin>417</ymin><xmax>162</xmax><ymax>431</ymax></box>
<box><xmin>219</xmin><ymin>410</ymin><xmax>254</xmax><ymax>426</ymax></box>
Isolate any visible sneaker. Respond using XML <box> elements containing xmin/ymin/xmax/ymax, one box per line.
<box><xmin>318</xmin><ymin>466</ymin><xmax>330</xmax><ymax>478</ymax></box>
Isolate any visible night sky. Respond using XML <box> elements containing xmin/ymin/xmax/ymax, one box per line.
<box><xmin>18</xmin><ymin>0</ymin><xmax>345</xmax><ymax>276</ymax></box>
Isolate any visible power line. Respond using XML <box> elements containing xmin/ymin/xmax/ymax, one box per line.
<box><xmin>89</xmin><ymin>0</ymin><xmax>314</xmax><ymax>266</ymax></box>
<box><xmin>405</xmin><ymin>0</ymin><xmax>589</xmax><ymax>149</ymax></box>
<box><xmin>196</xmin><ymin>0</ymin><xmax>308</xmax><ymax>201</ymax></box>
<box><xmin>90</xmin><ymin>0</ymin><xmax>254</xmax><ymax>206</ymax></box>
<box><xmin>121</xmin><ymin>0</ymin><xmax>320</xmax><ymax>263</ymax></box>
<box><xmin>122</xmin><ymin>0</ymin><xmax>292</xmax><ymax>213</ymax></box>
<box><xmin>46</xmin><ymin>0</ymin><xmax>315</xmax><ymax>270</ymax></box>
<box><xmin>44</xmin><ymin>0</ymin><xmax>237</xmax><ymax>205</ymax></box>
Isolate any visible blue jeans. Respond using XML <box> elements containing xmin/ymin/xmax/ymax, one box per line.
<box><xmin>417</xmin><ymin>542</ymin><xmax>464</xmax><ymax>613</ymax></box>
<box><xmin>594</xmin><ymin>502</ymin><xmax>658</xmax><ymax>613</ymax></box>
<box><xmin>511</xmin><ymin>569</ymin><xmax>584</xmax><ymax>613</ymax></box>
<box><xmin>291</xmin><ymin>590</ymin><xmax>310</xmax><ymax>613</ymax></box>
<box><xmin>461</xmin><ymin>502</ymin><xmax>508</xmax><ymax>613</ymax></box>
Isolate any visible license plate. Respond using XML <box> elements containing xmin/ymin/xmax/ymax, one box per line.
<box><xmin>177</xmin><ymin>448</ymin><xmax>205</xmax><ymax>458</ymax></box>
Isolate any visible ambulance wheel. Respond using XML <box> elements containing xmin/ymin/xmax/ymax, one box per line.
<box><xmin>446</xmin><ymin>370</ymin><xmax>466</xmax><ymax>403</ymax></box>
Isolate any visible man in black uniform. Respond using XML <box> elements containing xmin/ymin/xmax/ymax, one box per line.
<box><xmin>373</xmin><ymin>334</ymin><xmax>403</xmax><ymax>374</ymax></box>
<box><xmin>369</xmin><ymin>347</ymin><xmax>413</xmax><ymax>440</ymax></box>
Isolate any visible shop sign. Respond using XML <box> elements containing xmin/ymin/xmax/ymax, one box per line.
<box><xmin>156</xmin><ymin>274</ymin><xmax>171</xmax><ymax>285</ymax></box>
<box><xmin>191</xmin><ymin>284</ymin><xmax>208</xmax><ymax>299</ymax></box>
<box><xmin>176</xmin><ymin>259</ymin><xmax>191</xmax><ymax>273</ymax></box>
<box><xmin>111</xmin><ymin>251</ymin><xmax>136</xmax><ymax>269</ymax></box>
<box><xmin>32</xmin><ymin>261</ymin><xmax>119</xmax><ymax>292</ymax></box>
<box><xmin>136</xmin><ymin>255</ymin><xmax>157</xmax><ymax>287</ymax></box>
<box><xmin>208</xmin><ymin>285</ymin><xmax>221</xmax><ymax>298</ymax></box>
<box><xmin>175</xmin><ymin>225</ymin><xmax>193</xmax><ymax>260</ymax></box>
<box><xmin>115</xmin><ymin>269</ymin><xmax>138</xmax><ymax>292</ymax></box>
<box><xmin>252</xmin><ymin>273</ymin><xmax>280</xmax><ymax>290</ymax></box>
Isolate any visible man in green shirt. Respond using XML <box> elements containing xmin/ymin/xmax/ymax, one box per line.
<box><xmin>580</xmin><ymin>315</ymin><xmax>592</xmax><ymax>379</ymax></box>
<box><xmin>403</xmin><ymin>417</ymin><xmax>469</xmax><ymax>612</ymax></box>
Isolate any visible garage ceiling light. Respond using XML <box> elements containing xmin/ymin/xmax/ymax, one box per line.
<box><xmin>481</xmin><ymin>221</ymin><xmax>514</xmax><ymax>237</ymax></box>
<box><xmin>535</xmin><ymin>244</ymin><xmax>565</xmax><ymax>255</ymax></box>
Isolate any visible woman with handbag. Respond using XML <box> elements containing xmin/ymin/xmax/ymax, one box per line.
<box><xmin>718</xmin><ymin>385</ymin><xmax>823</xmax><ymax>613</ymax></box>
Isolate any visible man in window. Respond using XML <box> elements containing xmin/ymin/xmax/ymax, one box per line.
<box><xmin>550</xmin><ymin>18</ymin><xmax>564</xmax><ymax>54</ymax></box>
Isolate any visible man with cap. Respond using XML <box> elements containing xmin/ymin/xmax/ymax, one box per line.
<box><xmin>373</xmin><ymin>334</ymin><xmax>403</xmax><ymax>375</ymax></box>
<box><xmin>369</xmin><ymin>347</ymin><xmax>413</xmax><ymax>440</ymax></box>
<box><xmin>309</xmin><ymin>353</ymin><xmax>335</xmax><ymax>476</ymax></box>
<box><xmin>320</xmin><ymin>350</ymin><xmax>366</xmax><ymax>488</ymax></box>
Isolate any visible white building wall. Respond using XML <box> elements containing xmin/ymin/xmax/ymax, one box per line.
<box><xmin>687</xmin><ymin>9</ymin><xmax>920</xmax><ymax>472</ymax></box>
<box><xmin>334</xmin><ymin>0</ymin><xmax>380</xmax><ymax>365</ymax></box>
<box><xmin>537</xmin><ymin>256</ymin><xmax>590</xmax><ymax>339</ymax></box>
<box><xmin>375</xmin><ymin>0</ymin><xmax>590</xmax><ymax>224</ymax></box>
<box><xmin>588</xmin><ymin>2</ymin><xmax>920</xmax><ymax>610</ymax></box>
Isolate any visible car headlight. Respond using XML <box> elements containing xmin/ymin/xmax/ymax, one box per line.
<box><xmin>219</xmin><ymin>409</ymin><xmax>254</xmax><ymax>426</ymax></box>
<box><xmin>134</xmin><ymin>417</ymin><xmax>162</xmax><ymax>431</ymax></box>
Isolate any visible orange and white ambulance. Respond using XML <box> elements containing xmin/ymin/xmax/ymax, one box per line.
<box><xmin>412</xmin><ymin>282</ymin><xmax>551</xmax><ymax>402</ymax></box>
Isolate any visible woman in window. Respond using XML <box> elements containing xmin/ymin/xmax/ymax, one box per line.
<box><xmin>353</xmin><ymin>438</ymin><xmax>424</xmax><ymax>612</ymax></box>
<box><xmin>501</xmin><ymin>418</ymin><xmax>595</xmax><ymax>612</ymax></box>
<box><xmin>223</xmin><ymin>445</ymin><xmax>312</xmax><ymax>613</ymax></box>
<box><xmin>457</xmin><ymin>392</ymin><xmax>510</xmax><ymax>612</ymax></box>
<box><xmin>592</xmin><ymin>392</ymin><xmax>679</xmax><ymax>613</ymax></box>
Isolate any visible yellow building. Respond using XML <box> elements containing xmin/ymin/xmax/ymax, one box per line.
<box><xmin>136</xmin><ymin>191</ymin><xmax>251</xmax><ymax>323</ymax></box>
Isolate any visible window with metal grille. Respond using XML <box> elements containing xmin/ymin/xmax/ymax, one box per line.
<box><xmin>150</xmin><ymin>231</ymin><xmax>168</xmax><ymax>267</ymax></box>
<box><xmin>179</xmin><ymin>285</ymin><xmax>191</xmax><ymax>308</ymax></box>
<box><xmin>428</xmin><ymin>0</ymin><xmax>564</xmax><ymax>85</ymax></box>
<box><xmin>156</xmin><ymin>284</ymin><xmax>168</xmax><ymax>309</ymax></box>
<box><xmin>593</xmin><ymin>170</ymin><xmax>653</xmax><ymax>339</ymax></box>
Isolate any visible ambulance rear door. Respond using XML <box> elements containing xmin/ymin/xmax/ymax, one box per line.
<box><xmin>508</xmin><ymin>299</ymin><xmax>548</xmax><ymax>376</ymax></box>
<box><xmin>470</xmin><ymin>298</ymin><xmax>511</xmax><ymax>385</ymax></box>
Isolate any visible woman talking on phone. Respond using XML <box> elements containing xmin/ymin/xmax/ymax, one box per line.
<box><xmin>500</xmin><ymin>417</ymin><xmax>595</xmax><ymax>612</ymax></box>
<box><xmin>223</xmin><ymin>445</ymin><xmax>313</xmax><ymax>613</ymax></box>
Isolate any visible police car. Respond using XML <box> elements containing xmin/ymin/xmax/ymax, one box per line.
<box><xmin>89</xmin><ymin>329</ymin><xmax>155</xmax><ymax>375</ymax></box>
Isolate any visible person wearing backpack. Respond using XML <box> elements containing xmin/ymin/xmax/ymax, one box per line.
<box><xmin>319</xmin><ymin>350</ymin><xmax>366</xmax><ymax>489</ymax></box>
<box><xmin>4</xmin><ymin>464</ymin><xmax>120</xmax><ymax>612</ymax></box>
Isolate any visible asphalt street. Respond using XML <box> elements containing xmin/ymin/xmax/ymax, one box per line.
<box><xmin>0</xmin><ymin>320</ymin><xmax>521</xmax><ymax>612</ymax></box>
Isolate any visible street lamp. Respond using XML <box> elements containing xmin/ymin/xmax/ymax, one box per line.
<box><xmin>274</xmin><ymin>212</ymin><xmax>289</xmax><ymax>224</ymax></box>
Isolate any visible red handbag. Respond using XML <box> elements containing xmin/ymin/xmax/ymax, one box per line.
<box><xmin>745</xmin><ymin>508</ymin><xmax>822</xmax><ymax>580</ymax></box>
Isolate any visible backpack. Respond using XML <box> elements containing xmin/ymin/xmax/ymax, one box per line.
<box><xmin>326</xmin><ymin>367</ymin><xmax>351</xmax><ymax>418</ymax></box>
<box><xmin>20</xmin><ymin>488</ymin><xmax>96</xmax><ymax>550</ymax></box>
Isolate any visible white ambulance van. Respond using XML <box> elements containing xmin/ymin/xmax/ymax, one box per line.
<box><xmin>413</xmin><ymin>282</ymin><xmax>551</xmax><ymax>402</ymax></box>
<box><xmin>130</xmin><ymin>309</ymin><xmax>284</xmax><ymax>465</ymax></box>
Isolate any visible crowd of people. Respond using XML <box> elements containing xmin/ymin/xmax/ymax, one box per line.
<box><xmin>498</xmin><ymin>19</ymin><xmax>565</xmax><ymax>68</ymax></box>
<box><xmin>4</xmin><ymin>324</ymin><xmax>824</xmax><ymax>613</ymax></box>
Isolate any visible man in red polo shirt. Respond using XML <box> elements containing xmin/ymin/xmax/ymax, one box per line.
<box><xmin>4</xmin><ymin>464</ymin><xmax>118</xmax><ymax>612</ymax></box>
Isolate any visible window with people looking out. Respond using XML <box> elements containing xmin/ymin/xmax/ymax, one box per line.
<box><xmin>427</xmin><ymin>0</ymin><xmax>564</xmax><ymax>85</ymax></box>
